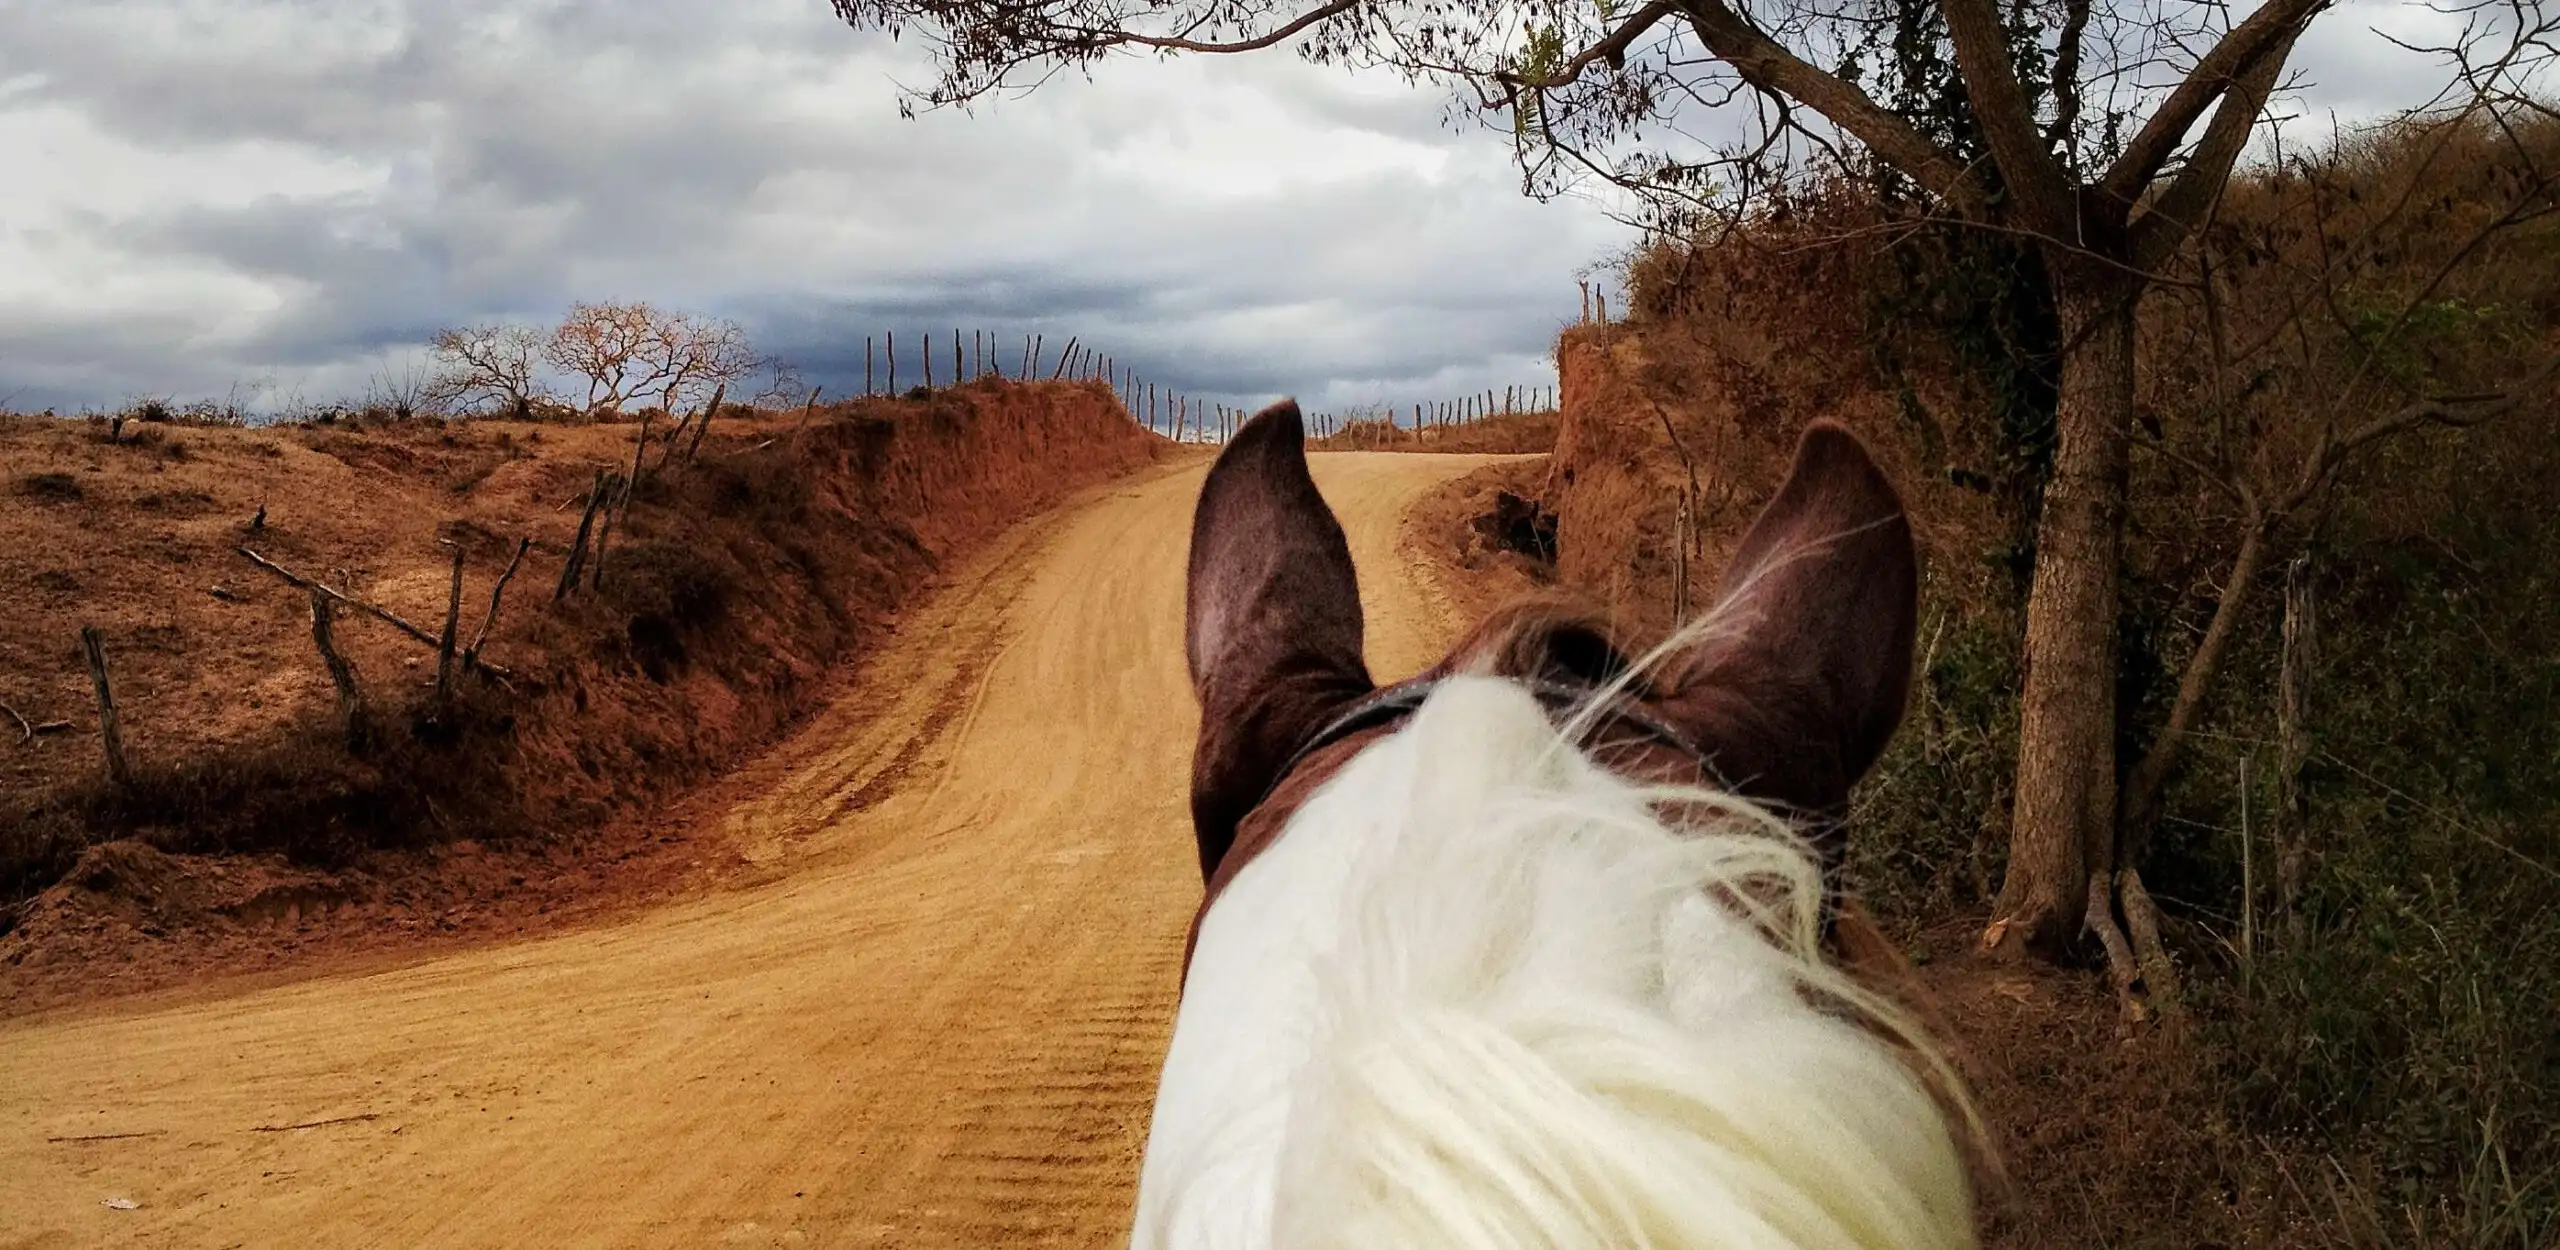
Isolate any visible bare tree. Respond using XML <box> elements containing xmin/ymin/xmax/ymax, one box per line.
<box><xmin>366</xmin><ymin>355</ymin><xmax>439</xmax><ymax>420</ymax></box>
<box><xmin>543</xmin><ymin>302</ymin><xmax>764</xmax><ymax>416</ymax></box>
<box><xmin>425</xmin><ymin>324</ymin><xmax>549</xmax><ymax>417</ymax></box>
<box><xmin>546</xmin><ymin>301</ymin><xmax>672</xmax><ymax>415</ymax></box>
<box><xmin>645</xmin><ymin>312</ymin><xmax>763</xmax><ymax>414</ymax></box>
<box><xmin>829</xmin><ymin>0</ymin><xmax>2551</xmax><ymax>960</ymax></box>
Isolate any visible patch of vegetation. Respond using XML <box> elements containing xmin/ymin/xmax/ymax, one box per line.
<box><xmin>14</xmin><ymin>472</ymin><xmax>84</xmax><ymax>503</ymax></box>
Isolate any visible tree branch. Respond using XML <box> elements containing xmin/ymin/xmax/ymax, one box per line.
<box><xmin>1056</xmin><ymin>0</ymin><xmax>1358</xmax><ymax>54</ymax></box>
<box><xmin>2100</xmin><ymin>0</ymin><xmax>2330</xmax><ymax>207</ymax></box>
<box><xmin>1941</xmin><ymin>0</ymin><xmax>2074</xmax><ymax>233</ymax></box>
<box><xmin>2046</xmin><ymin>0</ymin><xmax>2093</xmax><ymax>159</ymax></box>
<box><xmin>1671</xmin><ymin>0</ymin><xmax>1990</xmax><ymax>217</ymax></box>
<box><xmin>2130</xmin><ymin>23</ymin><xmax>2301</xmax><ymax>269</ymax></box>
<box><xmin>1495</xmin><ymin>1</ymin><xmax>1679</xmax><ymax>91</ymax></box>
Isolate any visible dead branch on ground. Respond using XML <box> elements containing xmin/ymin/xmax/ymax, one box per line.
<box><xmin>236</xmin><ymin>546</ymin><xmax>516</xmax><ymax>680</ymax></box>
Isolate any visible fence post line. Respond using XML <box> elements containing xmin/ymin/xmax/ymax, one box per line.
<box><xmin>951</xmin><ymin>329</ymin><xmax>961</xmax><ymax>384</ymax></box>
<box><xmin>973</xmin><ymin>329</ymin><xmax>983</xmax><ymax>379</ymax></box>
<box><xmin>865</xmin><ymin>336</ymin><xmax>874</xmax><ymax>395</ymax></box>
<box><xmin>924</xmin><ymin>332</ymin><xmax>934</xmax><ymax>388</ymax></box>
<box><xmin>887</xmin><ymin>331</ymin><xmax>896</xmax><ymax>393</ymax></box>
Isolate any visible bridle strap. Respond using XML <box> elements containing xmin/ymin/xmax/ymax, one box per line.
<box><xmin>1261</xmin><ymin>674</ymin><xmax>1714</xmax><ymax>811</ymax></box>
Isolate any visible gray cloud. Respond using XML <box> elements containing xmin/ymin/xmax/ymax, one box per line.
<box><xmin>0</xmin><ymin>0</ymin><xmax>2497</xmax><ymax>417</ymax></box>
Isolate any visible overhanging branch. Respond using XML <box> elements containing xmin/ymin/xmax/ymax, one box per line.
<box><xmin>1493</xmin><ymin>1</ymin><xmax>1678</xmax><ymax>92</ymax></box>
<box><xmin>1670</xmin><ymin>0</ymin><xmax>1991</xmax><ymax>217</ymax></box>
<box><xmin>2130</xmin><ymin>24</ymin><xmax>2301</xmax><ymax>268</ymax></box>
<box><xmin>2100</xmin><ymin>0</ymin><xmax>2330</xmax><ymax>206</ymax></box>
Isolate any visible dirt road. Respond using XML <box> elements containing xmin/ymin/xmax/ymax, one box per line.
<box><xmin>0</xmin><ymin>452</ymin><xmax>1496</xmax><ymax>1249</ymax></box>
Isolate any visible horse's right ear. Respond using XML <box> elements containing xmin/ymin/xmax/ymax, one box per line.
<box><xmin>1643</xmin><ymin>422</ymin><xmax>1919</xmax><ymax>830</ymax></box>
<box><xmin>1186</xmin><ymin>400</ymin><xmax>1374</xmax><ymax>883</ymax></box>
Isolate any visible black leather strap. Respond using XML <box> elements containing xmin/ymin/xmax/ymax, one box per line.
<box><xmin>1260</xmin><ymin>675</ymin><xmax>1712</xmax><ymax>810</ymax></box>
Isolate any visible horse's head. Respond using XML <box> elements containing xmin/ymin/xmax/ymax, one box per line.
<box><xmin>1146</xmin><ymin>399</ymin><xmax>1971</xmax><ymax>1250</ymax></box>
<box><xmin>1184</xmin><ymin>397</ymin><xmax>1918</xmax><ymax>910</ymax></box>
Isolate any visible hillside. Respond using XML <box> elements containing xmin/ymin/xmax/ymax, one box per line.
<box><xmin>0</xmin><ymin>381</ymin><xmax>1167</xmax><ymax>1012</ymax></box>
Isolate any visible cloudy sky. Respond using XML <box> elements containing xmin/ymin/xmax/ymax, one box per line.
<box><xmin>0</xmin><ymin>0</ymin><xmax>2497</xmax><ymax>417</ymax></box>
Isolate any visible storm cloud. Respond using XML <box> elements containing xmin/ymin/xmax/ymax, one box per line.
<box><xmin>0</xmin><ymin>0</ymin><xmax>2491</xmax><ymax>415</ymax></box>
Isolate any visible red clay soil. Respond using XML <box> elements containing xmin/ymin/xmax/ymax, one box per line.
<box><xmin>0</xmin><ymin>380</ymin><xmax>1167</xmax><ymax>1016</ymax></box>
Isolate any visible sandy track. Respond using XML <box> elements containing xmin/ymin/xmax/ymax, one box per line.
<box><xmin>1</xmin><ymin>452</ymin><xmax>1497</xmax><ymax>1249</ymax></box>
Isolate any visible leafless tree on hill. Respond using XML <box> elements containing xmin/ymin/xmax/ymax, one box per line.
<box><xmin>425</xmin><ymin>323</ymin><xmax>549</xmax><ymax>418</ymax></box>
<box><xmin>645</xmin><ymin>310</ymin><xmax>765</xmax><ymax>414</ymax></box>
<box><xmin>366</xmin><ymin>356</ymin><xmax>438</xmax><ymax>420</ymax></box>
<box><xmin>543</xmin><ymin>302</ymin><xmax>765</xmax><ymax>417</ymax></box>
<box><xmin>546</xmin><ymin>301</ymin><xmax>673</xmax><ymax>415</ymax></box>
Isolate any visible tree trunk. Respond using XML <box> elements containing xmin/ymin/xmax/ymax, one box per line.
<box><xmin>1988</xmin><ymin>271</ymin><xmax>2139</xmax><ymax>958</ymax></box>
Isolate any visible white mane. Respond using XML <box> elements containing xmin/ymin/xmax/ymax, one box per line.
<box><xmin>1134</xmin><ymin>676</ymin><xmax>1975</xmax><ymax>1250</ymax></box>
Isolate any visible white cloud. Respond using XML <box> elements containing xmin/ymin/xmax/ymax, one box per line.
<box><xmin>0</xmin><ymin>0</ymin><xmax>2501</xmax><ymax>415</ymax></box>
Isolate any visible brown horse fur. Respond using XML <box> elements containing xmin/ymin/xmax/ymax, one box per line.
<box><xmin>1182</xmin><ymin>403</ymin><xmax>1919</xmax><ymax>964</ymax></box>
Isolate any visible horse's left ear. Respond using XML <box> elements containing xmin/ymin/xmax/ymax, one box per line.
<box><xmin>1644</xmin><ymin>421</ymin><xmax>1919</xmax><ymax>824</ymax></box>
<box><xmin>1186</xmin><ymin>400</ymin><xmax>1374</xmax><ymax>882</ymax></box>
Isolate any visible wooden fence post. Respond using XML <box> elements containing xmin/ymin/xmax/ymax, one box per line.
<box><xmin>973</xmin><ymin>330</ymin><xmax>983</xmax><ymax>379</ymax></box>
<box><xmin>952</xmin><ymin>329</ymin><xmax>961</xmax><ymax>384</ymax></box>
<box><xmin>626</xmin><ymin>410</ymin><xmax>654</xmax><ymax>495</ymax></box>
<box><xmin>1671</xmin><ymin>495</ymin><xmax>1691</xmax><ymax>628</ymax></box>
<box><xmin>924</xmin><ymin>333</ymin><xmax>935</xmax><ymax>389</ymax></box>
<box><xmin>589</xmin><ymin>472</ymin><xmax>622</xmax><ymax>592</ymax></box>
<box><xmin>466</xmin><ymin>537</ymin><xmax>530</xmax><ymax>671</ymax></box>
<box><xmin>79</xmin><ymin>625</ymin><xmax>129</xmax><ymax>789</ymax></box>
<box><xmin>1051</xmin><ymin>337</ymin><xmax>1078</xmax><ymax>379</ymax></box>
<box><xmin>2275</xmin><ymin>553</ymin><xmax>2317</xmax><ymax>935</ymax></box>
<box><xmin>309</xmin><ymin>589</ymin><xmax>364</xmax><ymax>749</ymax></box>
<box><xmin>887</xmin><ymin>331</ymin><xmax>896</xmax><ymax>393</ymax></box>
<box><xmin>684</xmin><ymin>382</ymin><xmax>725</xmax><ymax>464</ymax></box>
<box><xmin>436</xmin><ymin>542</ymin><xmax>465</xmax><ymax>717</ymax></box>
<box><xmin>556</xmin><ymin>470</ymin><xmax>607</xmax><ymax>600</ymax></box>
<box><xmin>866</xmin><ymin>336</ymin><xmax>874</xmax><ymax>395</ymax></box>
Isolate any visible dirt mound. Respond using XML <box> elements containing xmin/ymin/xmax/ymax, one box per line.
<box><xmin>0</xmin><ymin>380</ymin><xmax>1165</xmax><ymax>1010</ymax></box>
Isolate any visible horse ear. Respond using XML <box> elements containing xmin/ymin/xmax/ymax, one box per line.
<box><xmin>1645</xmin><ymin>421</ymin><xmax>1918</xmax><ymax>825</ymax></box>
<box><xmin>1186</xmin><ymin>399</ymin><xmax>1374</xmax><ymax>882</ymax></box>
